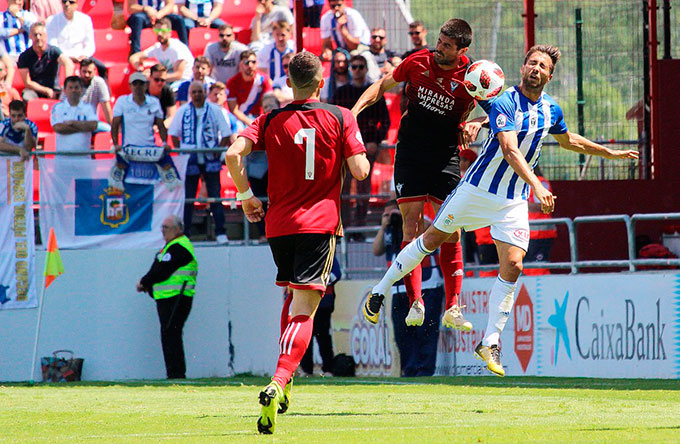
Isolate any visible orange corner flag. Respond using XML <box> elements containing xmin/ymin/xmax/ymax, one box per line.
<box><xmin>44</xmin><ymin>228</ymin><xmax>64</xmax><ymax>289</ymax></box>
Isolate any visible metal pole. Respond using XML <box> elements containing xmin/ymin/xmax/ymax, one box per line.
<box><xmin>662</xmin><ymin>0</ymin><xmax>671</xmax><ymax>59</ymax></box>
<box><xmin>294</xmin><ymin>0</ymin><xmax>304</xmax><ymax>51</ymax></box>
<box><xmin>523</xmin><ymin>0</ymin><xmax>536</xmax><ymax>53</ymax></box>
<box><xmin>575</xmin><ymin>8</ymin><xmax>586</xmax><ymax>173</ymax></box>
<box><xmin>29</xmin><ymin>283</ymin><xmax>48</xmax><ymax>384</ymax></box>
<box><xmin>642</xmin><ymin>0</ymin><xmax>652</xmax><ymax>180</ymax></box>
<box><xmin>648</xmin><ymin>0</ymin><xmax>660</xmax><ymax>179</ymax></box>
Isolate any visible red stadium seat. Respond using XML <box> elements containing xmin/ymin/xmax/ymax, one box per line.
<box><xmin>220</xmin><ymin>166</ymin><xmax>237</xmax><ymax>201</ymax></box>
<box><xmin>189</xmin><ymin>28</ymin><xmax>219</xmax><ymax>57</ymax></box>
<box><xmin>12</xmin><ymin>71</ymin><xmax>24</xmax><ymax>92</ymax></box>
<box><xmin>235</xmin><ymin>28</ymin><xmax>251</xmax><ymax>45</ymax></box>
<box><xmin>220</xmin><ymin>0</ymin><xmax>258</xmax><ymax>32</ymax></box>
<box><xmin>93</xmin><ymin>132</ymin><xmax>115</xmax><ymax>159</ymax></box>
<box><xmin>301</xmin><ymin>27</ymin><xmax>322</xmax><ymax>55</ymax></box>
<box><xmin>94</xmin><ymin>29</ymin><xmax>130</xmax><ymax>65</ymax></box>
<box><xmin>383</xmin><ymin>91</ymin><xmax>402</xmax><ymax>145</ymax></box>
<box><xmin>107</xmin><ymin>63</ymin><xmax>132</xmax><ymax>99</ymax></box>
<box><xmin>78</xmin><ymin>0</ymin><xmax>114</xmax><ymax>29</ymax></box>
<box><xmin>27</xmin><ymin>99</ymin><xmax>58</xmax><ymax>135</ymax></box>
<box><xmin>370</xmin><ymin>162</ymin><xmax>393</xmax><ymax>205</ymax></box>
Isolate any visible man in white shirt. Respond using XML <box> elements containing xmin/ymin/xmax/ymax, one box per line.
<box><xmin>51</xmin><ymin>75</ymin><xmax>98</xmax><ymax>153</ymax></box>
<box><xmin>320</xmin><ymin>0</ymin><xmax>369</xmax><ymax>61</ymax></box>
<box><xmin>256</xmin><ymin>20</ymin><xmax>295</xmax><ymax>82</ymax></box>
<box><xmin>129</xmin><ymin>18</ymin><xmax>194</xmax><ymax>87</ymax></box>
<box><xmin>45</xmin><ymin>0</ymin><xmax>108</xmax><ymax>79</ymax></box>
<box><xmin>249</xmin><ymin>0</ymin><xmax>294</xmax><ymax>52</ymax></box>
<box><xmin>270</xmin><ymin>51</ymin><xmax>293</xmax><ymax>106</ymax></box>
<box><xmin>169</xmin><ymin>81</ymin><xmax>231</xmax><ymax>243</ymax></box>
<box><xmin>204</xmin><ymin>23</ymin><xmax>247</xmax><ymax>84</ymax></box>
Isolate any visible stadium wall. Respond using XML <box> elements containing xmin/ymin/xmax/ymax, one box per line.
<box><xmin>334</xmin><ymin>272</ymin><xmax>680</xmax><ymax>379</ymax></box>
<box><xmin>0</xmin><ymin>246</ymin><xmax>282</xmax><ymax>382</ymax></box>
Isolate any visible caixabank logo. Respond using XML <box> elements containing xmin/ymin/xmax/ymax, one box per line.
<box><xmin>513</xmin><ymin>284</ymin><xmax>534</xmax><ymax>372</ymax></box>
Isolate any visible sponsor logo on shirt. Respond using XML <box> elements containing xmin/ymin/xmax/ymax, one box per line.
<box><xmin>496</xmin><ymin>114</ymin><xmax>508</xmax><ymax>128</ymax></box>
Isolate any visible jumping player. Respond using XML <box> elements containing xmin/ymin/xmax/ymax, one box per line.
<box><xmin>367</xmin><ymin>45</ymin><xmax>638</xmax><ymax>376</ymax></box>
<box><xmin>353</xmin><ymin>18</ymin><xmax>482</xmax><ymax>330</ymax></box>
<box><xmin>226</xmin><ymin>51</ymin><xmax>370</xmax><ymax>434</ymax></box>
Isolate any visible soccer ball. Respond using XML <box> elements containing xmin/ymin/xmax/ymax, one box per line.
<box><xmin>463</xmin><ymin>60</ymin><xmax>505</xmax><ymax>100</ymax></box>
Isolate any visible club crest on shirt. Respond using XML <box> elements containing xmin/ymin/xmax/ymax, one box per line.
<box><xmin>421</xmin><ymin>70</ymin><xmax>430</xmax><ymax>77</ymax></box>
<box><xmin>496</xmin><ymin>114</ymin><xmax>508</xmax><ymax>128</ymax></box>
<box><xmin>530</xmin><ymin>115</ymin><xmax>537</xmax><ymax>127</ymax></box>
<box><xmin>450</xmin><ymin>81</ymin><xmax>459</xmax><ymax>93</ymax></box>
<box><xmin>443</xmin><ymin>214</ymin><xmax>455</xmax><ymax>225</ymax></box>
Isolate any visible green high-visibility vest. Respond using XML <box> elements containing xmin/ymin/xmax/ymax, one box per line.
<box><xmin>152</xmin><ymin>235</ymin><xmax>198</xmax><ymax>300</ymax></box>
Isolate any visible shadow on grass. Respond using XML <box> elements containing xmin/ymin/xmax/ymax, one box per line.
<box><xmin>5</xmin><ymin>375</ymin><xmax>679</xmax><ymax>391</ymax></box>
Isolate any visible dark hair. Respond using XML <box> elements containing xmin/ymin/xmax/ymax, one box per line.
<box><xmin>63</xmin><ymin>75</ymin><xmax>83</xmax><ymax>88</ymax></box>
<box><xmin>239</xmin><ymin>50</ymin><xmax>256</xmax><ymax>61</ymax></box>
<box><xmin>524</xmin><ymin>45</ymin><xmax>561</xmax><ymax>73</ymax></box>
<box><xmin>439</xmin><ymin>18</ymin><xmax>472</xmax><ymax>49</ymax></box>
<box><xmin>288</xmin><ymin>51</ymin><xmax>322</xmax><ymax>90</ymax></box>
<box><xmin>150</xmin><ymin>63</ymin><xmax>168</xmax><ymax>74</ymax></box>
<box><xmin>209</xmin><ymin>81</ymin><xmax>226</xmax><ymax>92</ymax></box>
<box><xmin>409</xmin><ymin>20</ymin><xmax>425</xmax><ymax>29</ymax></box>
<box><xmin>79</xmin><ymin>57</ymin><xmax>96</xmax><ymax>68</ymax></box>
<box><xmin>9</xmin><ymin>100</ymin><xmax>26</xmax><ymax>114</ymax></box>
<box><xmin>349</xmin><ymin>54</ymin><xmax>367</xmax><ymax>65</ymax></box>
<box><xmin>155</xmin><ymin>17</ymin><xmax>172</xmax><ymax>29</ymax></box>
<box><xmin>194</xmin><ymin>56</ymin><xmax>211</xmax><ymax>67</ymax></box>
<box><xmin>218</xmin><ymin>23</ymin><xmax>233</xmax><ymax>32</ymax></box>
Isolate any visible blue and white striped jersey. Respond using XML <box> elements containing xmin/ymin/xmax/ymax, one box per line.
<box><xmin>179</xmin><ymin>0</ymin><xmax>223</xmax><ymax>19</ymax></box>
<box><xmin>464</xmin><ymin>86</ymin><xmax>568</xmax><ymax>200</ymax></box>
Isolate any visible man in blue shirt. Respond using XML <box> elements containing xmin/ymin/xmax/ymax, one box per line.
<box><xmin>365</xmin><ymin>45</ymin><xmax>639</xmax><ymax>377</ymax></box>
<box><xmin>0</xmin><ymin>99</ymin><xmax>36</xmax><ymax>160</ymax></box>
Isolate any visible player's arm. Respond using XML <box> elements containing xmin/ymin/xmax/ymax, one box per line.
<box><xmin>498</xmin><ymin>131</ymin><xmax>554</xmax><ymax>214</ymax></box>
<box><xmin>351</xmin><ymin>72</ymin><xmax>398</xmax><ymax>117</ymax></box>
<box><xmin>346</xmin><ymin>152</ymin><xmax>370</xmax><ymax>181</ymax></box>
<box><xmin>226</xmin><ymin>136</ymin><xmax>264</xmax><ymax>222</ymax></box>
<box><xmin>552</xmin><ymin>131</ymin><xmax>639</xmax><ymax>160</ymax></box>
<box><xmin>461</xmin><ymin>116</ymin><xmax>489</xmax><ymax>149</ymax></box>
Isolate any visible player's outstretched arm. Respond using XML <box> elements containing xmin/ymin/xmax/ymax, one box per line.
<box><xmin>552</xmin><ymin>132</ymin><xmax>639</xmax><ymax>160</ymax></box>
<box><xmin>226</xmin><ymin>136</ymin><xmax>264</xmax><ymax>222</ymax></box>
<box><xmin>498</xmin><ymin>131</ymin><xmax>555</xmax><ymax>214</ymax></box>
<box><xmin>347</xmin><ymin>153</ymin><xmax>370</xmax><ymax>181</ymax></box>
<box><xmin>351</xmin><ymin>73</ymin><xmax>398</xmax><ymax>118</ymax></box>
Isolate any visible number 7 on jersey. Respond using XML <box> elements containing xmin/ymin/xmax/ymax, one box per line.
<box><xmin>295</xmin><ymin>128</ymin><xmax>316</xmax><ymax>180</ymax></box>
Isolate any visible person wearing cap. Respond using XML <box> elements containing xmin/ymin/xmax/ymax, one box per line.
<box><xmin>110</xmin><ymin>71</ymin><xmax>179</xmax><ymax>190</ymax></box>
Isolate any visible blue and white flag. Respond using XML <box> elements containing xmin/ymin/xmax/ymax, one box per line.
<box><xmin>0</xmin><ymin>156</ymin><xmax>37</xmax><ymax>310</ymax></box>
<box><xmin>39</xmin><ymin>156</ymin><xmax>189</xmax><ymax>249</ymax></box>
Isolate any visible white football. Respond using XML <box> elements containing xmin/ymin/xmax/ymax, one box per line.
<box><xmin>464</xmin><ymin>60</ymin><xmax>505</xmax><ymax>100</ymax></box>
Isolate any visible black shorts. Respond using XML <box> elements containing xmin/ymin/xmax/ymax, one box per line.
<box><xmin>268</xmin><ymin>233</ymin><xmax>337</xmax><ymax>291</ymax></box>
<box><xmin>393</xmin><ymin>143</ymin><xmax>461</xmax><ymax>204</ymax></box>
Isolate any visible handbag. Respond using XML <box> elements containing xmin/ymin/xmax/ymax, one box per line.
<box><xmin>41</xmin><ymin>350</ymin><xmax>84</xmax><ymax>382</ymax></box>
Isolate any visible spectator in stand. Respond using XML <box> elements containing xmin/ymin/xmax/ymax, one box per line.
<box><xmin>127</xmin><ymin>0</ymin><xmax>188</xmax><ymax>55</ymax></box>
<box><xmin>226</xmin><ymin>50</ymin><xmax>272</xmax><ymax>127</ymax></box>
<box><xmin>299</xmin><ymin>0</ymin><xmax>324</xmax><ymax>28</ymax></box>
<box><xmin>169</xmin><ymin>81</ymin><xmax>231</xmax><ymax>244</ymax></box>
<box><xmin>207</xmin><ymin>81</ymin><xmax>239</xmax><ymax>142</ymax></box>
<box><xmin>402</xmin><ymin>20</ymin><xmax>431</xmax><ymax>59</ymax></box>
<box><xmin>270</xmin><ymin>51</ymin><xmax>293</xmax><ymax>107</ymax></box>
<box><xmin>50</xmin><ymin>75</ymin><xmax>98</xmax><ymax>153</ymax></box>
<box><xmin>79</xmin><ymin>58</ymin><xmax>112</xmax><ymax>131</ymax></box>
<box><xmin>0</xmin><ymin>46</ymin><xmax>15</xmax><ymax>88</ymax></box>
<box><xmin>30</xmin><ymin>0</ymin><xmax>62</xmax><ymax>22</ymax></box>
<box><xmin>1</xmin><ymin>0</ymin><xmax>37</xmax><ymax>60</ymax></box>
<box><xmin>363</xmin><ymin>27</ymin><xmax>398</xmax><ymax>81</ymax></box>
<box><xmin>0</xmin><ymin>57</ymin><xmax>21</xmax><ymax>118</ymax></box>
<box><xmin>249</xmin><ymin>0</ymin><xmax>294</xmax><ymax>53</ymax></box>
<box><xmin>525</xmin><ymin>165</ymin><xmax>557</xmax><ymax>275</ymax></box>
<box><xmin>0</xmin><ymin>99</ymin><xmax>36</xmax><ymax>160</ymax></box>
<box><xmin>256</xmin><ymin>20</ymin><xmax>295</xmax><ymax>82</ymax></box>
<box><xmin>18</xmin><ymin>21</ymin><xmax>73</xmax><ymax>100</ymax></box>
<box><xmin>176</xmin><ymin>56</ymin><xmax>215</xmax><ymax>105</ymax></box>
<box><xmin>320</xmin><ymin>48</ymin><xmax>349</xmax><ymax>103</ymax></box>
<box><xmin>45</xmin><ymin>0</ymin><xmax>108</xmax><ymax>79</ymax></box>
<box><xmin>204</xmin><ymin>23</ymin><xmax>247</xmax><ymax>84</ymax></box>
<box><xmin>129</xmin><ymin>18</ymin><xmax>194</xmax><ymax>88</ymax></box>
<box><xmin>320</xmin><ymin>0</ymin><xmax>369</xmax><ymax>62</ymax></box>
<box><xmin>332</xmin><ymin>54</ymin><xmax>390</xmax><ymax>232</ymax></box>
<box><xmin>372</xmin><ymin>200</ymin><xmax>443</xmax><ymax>377</ymax></box>
<box><xmin>148</xmin><ymin>63</ymin><xmax>177</xmax><ymax>128</ymax></box>
<box><xmin>178</xmin><ymin>0</ymin><xmax>226</xmax><ymax>33</ymax></box>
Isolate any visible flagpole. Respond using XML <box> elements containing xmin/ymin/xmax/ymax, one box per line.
<box><xmin>29</xmin><ymin>276</ymin><xmax>48</xmax><ymax>384</ymax></box>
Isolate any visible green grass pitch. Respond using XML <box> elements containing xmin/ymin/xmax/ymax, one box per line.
<box><xmin>2</xmin><ymin>376</ymin><xmax>679</xmax><ymax>443</ymax></box>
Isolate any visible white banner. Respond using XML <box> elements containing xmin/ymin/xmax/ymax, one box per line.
<box><xmin>0</xmin><ymin>157</ymin><xmax>37</xmax><ymax>309</ymax></box>
<box><xmin>38</xmin><ymin>156</ymin><xmax>188</xmax><ymax>249</ymax></box>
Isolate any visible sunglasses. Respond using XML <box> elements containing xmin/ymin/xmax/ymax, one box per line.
<box><xmin>151</xmin><ymin>77</ymin><xmax>166</xmax><ymax>83</ymax></box>
<box><xmin>62</xmin><ymin>0</ymin><xmax>77</xmax><ymax>4</ymax></box>
<box><xmin>350</xmin><ymin>64</ymin><xmax>366</xmax><ymax>70</ymax></box>
<box><xmin>219</xmin><ymin>33</ymin><xmax>233</xmax><ymax>38</ymax></box>
<box><xmin>408</xmin><ymin>31</ymin><xmax>421</xmax><ymax>36</ymax></box>
<box><xmin>153</xmin><ymin>28</ymin><xmax>171</xmax><ymax>34</ymax></box>
<box><xmin>244</xmin><ymin>60</ymin><xmax>256</xmax><ymax>65</ymax></box>
<box><xmin>371</xmin><ymin>35</ymin><xmax>385</xmax><ymax>40</ymax></box>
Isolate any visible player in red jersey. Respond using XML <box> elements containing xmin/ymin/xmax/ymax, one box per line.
<box><xmin>353</xmin><ymin>18</ymin><xmax>483</xmax><ymax>331</ymax></box>
<box><xmin>226</xmin><ymin>51</ymin><xmax>370</xmax><ymax>435</ymax></box>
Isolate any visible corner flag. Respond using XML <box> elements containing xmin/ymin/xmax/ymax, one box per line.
<box><xmin>44</xmin><ymin>227</ymin><xmax>64</xmax><ymax>288</ymax></box>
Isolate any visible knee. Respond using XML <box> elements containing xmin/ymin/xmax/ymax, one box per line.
<box><xmin>505</xmin><ymin>257</ymin><xmax>523</xmax><ymax>278</ymax></box>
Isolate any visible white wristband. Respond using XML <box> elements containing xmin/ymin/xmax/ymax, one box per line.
<box><xmin>236</xmin><ymin>188</ymin><xmax>254</xmax><ymax>201</ymax></box>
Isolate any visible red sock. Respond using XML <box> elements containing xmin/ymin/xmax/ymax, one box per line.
<box><xmin>440</xmin><ymin>241</ymin><xmax>463</xmax><ymax>309</ymax></box>
<box><xmin>272</xmin><ymin>314</ymin><xmax>314</xmax><ymax>388</ymax></box>
<box><xmin>280</xmin><ymin>291</ymin><xmax>293</xmax><ymax>336</ymax></box>
<box><xmin>401</xmin><ymin>241</ymin><xmax>422</xmax><ymax>305</ymax></box>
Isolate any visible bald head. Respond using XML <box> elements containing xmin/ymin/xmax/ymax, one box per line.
<box><xmin>189</xmin><ymin>81</ymin><xmax>206</xmax><ymax>106</ymax></box>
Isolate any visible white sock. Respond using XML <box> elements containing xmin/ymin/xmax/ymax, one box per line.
<box><xmin>482</xmin><ymin>276</ymin><xmax>517</xmax><ymax>347</ymax></box>
<box><xmin>373</xmin><ymin>236</ymin><xmax>432</xmax><ymax>296</ymax></box>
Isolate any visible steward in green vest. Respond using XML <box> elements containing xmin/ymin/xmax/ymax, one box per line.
<box><xmin>136</xmin><ymin>215</ymin><xmax>198</xmax><ymax>379</ymax></box>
